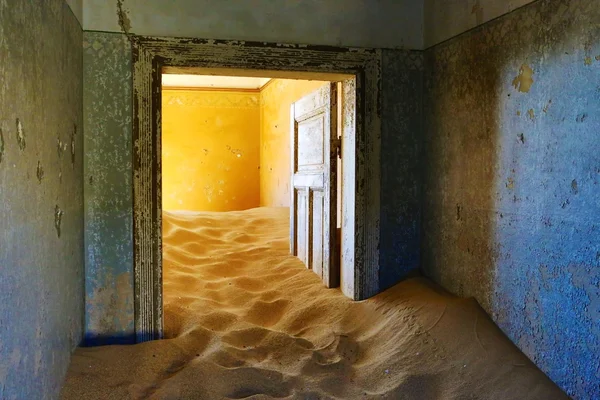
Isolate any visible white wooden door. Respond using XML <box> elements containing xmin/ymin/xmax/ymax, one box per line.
<box><xmin>290</xmin><ymin>83</ymin><xmax>339</xmax><ymax>288</ymax></box>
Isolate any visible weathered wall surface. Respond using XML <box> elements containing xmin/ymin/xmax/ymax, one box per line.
<box><xmin>83</xmin><ymin>31</ymin><xmax>134</xmax><ymax>345</ymax></box>
<box><xmin>424</xmin><ymin>0</ymin><xmax>536</xmax><ymax>47</ymax></box>
<box><xmin>259</xmin><ymin>80</ymin><xmax>328</xmax><ymax>208</ymax></box>
<box><xmin>422</xmin><ymin>0</ymin><xmax>600</xmax><ymax>398</ymax></box>
<box><xmin>83</xmin><ymin>0</ymin><xmax>423</xmax><ymax>50</ymax></box>
<box><xmin>379</xmin><ymin>49</ymin><xmax>423</xmax><ymax>290</ymax></box>
<box><xmin>162</xmin><ymin>89</ymin><xmax>260</xmax><ymax>211</ymax></box>
<box><xmin>0</xmin><ymin>1</ymin><xmax>83</xmax><ymax>398</ymax></box>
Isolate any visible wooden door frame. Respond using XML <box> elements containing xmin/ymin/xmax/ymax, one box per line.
<box><xmin>132</xmin><ymin>36</ymin><xmax>382</xmax><ymax>342</ymax></box>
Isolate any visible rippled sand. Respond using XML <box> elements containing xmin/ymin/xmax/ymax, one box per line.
<box><xmin>61</xmin><ymin>207</ymin><xmax>566</xmax><ymax>399</ymax></box>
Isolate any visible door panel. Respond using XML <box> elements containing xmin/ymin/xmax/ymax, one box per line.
<box><xmin>290</xmin><ymin>83</ymin><xmax>339</xmax><ymax>288</ymax></box>
<box><xmin>296</xmin><ymin>188</ymin><xmax>309</xmax><ymax>266</ymax></box>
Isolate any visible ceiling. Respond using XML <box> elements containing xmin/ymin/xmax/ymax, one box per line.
<box><xmin>162</xmin><ymin>74</ymin><xmax>271</xmax><ymax>89</ymax></box>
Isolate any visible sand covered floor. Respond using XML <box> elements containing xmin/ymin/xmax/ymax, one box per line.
<box><xmin>61</xmin><ymin>207</ymin><xmax>567</xmax><ymax>399</ymax></box>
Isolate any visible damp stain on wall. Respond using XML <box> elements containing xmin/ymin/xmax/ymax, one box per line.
<box><xmin>85</xmin><ymin>271</ymin><xmax>134</xmax><ymax>345</ymax></box>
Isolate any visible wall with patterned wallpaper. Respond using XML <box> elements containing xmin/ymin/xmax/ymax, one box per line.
<box><xmin>422</xmin><ymin>1</ymin><xmax>600</xmax><ymax>398</ymax></box>
<box><xmin>259</xmin><ymin>79</ymin><xmax>329</xmax><ymax>208</ymax></box>
<box><xmin>162</xmin><ymin>89</ymin><xmax>260</xmax><ymax>212</ymax></box>
<box><xmin>0</xmin><ymin>1</ymin><xmax>83</xmax><ymax>398</ymax></box>
<box><xmin>83</xmin><ymin>31</ymin><xmax>134</xmax><ymax>346</ymax></box>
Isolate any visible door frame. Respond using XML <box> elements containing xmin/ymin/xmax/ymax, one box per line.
<box><xmin>132</xmin><ymin>35</ymin><xmax>382</xmax><ymax>342</ymax></box>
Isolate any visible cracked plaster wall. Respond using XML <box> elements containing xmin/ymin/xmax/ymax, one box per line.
<box><xmin>422</xmin><ymin>0</ymin><xmax>600</xmax><ymax>398</ymax></box>
<box><xmin>0</xmin><ymin>1</ymin><xmax>84</xmax><ymax>398</ymax></box>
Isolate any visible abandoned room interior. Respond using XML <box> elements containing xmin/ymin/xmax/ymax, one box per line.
<box><xmin>0</xmin><ymin>0</ymin><xmax>598</xmax><ymax>399</ymax></box>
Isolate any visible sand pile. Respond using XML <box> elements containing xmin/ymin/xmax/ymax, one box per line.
<box><xmin>61</xmin><ymin>207</ymin><xmax>567</xmax><ymax>399</ymax></box>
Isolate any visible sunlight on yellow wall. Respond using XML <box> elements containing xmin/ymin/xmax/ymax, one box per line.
<box><xmin>162</xmin><ymin>89</ymin><xmax>260</xmax><ymax>211</ymax></box>
<box><xmin>259</xmin><ymin>80</ymin><xmax>329</xmax><ymax>207</ymax></box>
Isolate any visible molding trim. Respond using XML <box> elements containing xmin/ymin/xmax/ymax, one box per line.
<box><xmin>162</xmin><ymin>86</ymin><xmax>261</xmax><ymax>93</ymax></box>
<box><xmin>132</xmin><ymin>36</ymin><xmax>382</xmax><ymax>342</ymax></box>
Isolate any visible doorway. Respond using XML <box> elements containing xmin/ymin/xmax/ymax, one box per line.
<box><xmin>132</xmin><ymin>36</ymin><xmax>382</xmax><ymax>342</ymax></box>
<box><xmin>161</xmin><ymin>74</ymin><xmax>344</xmax><ymax>335</ymax></box>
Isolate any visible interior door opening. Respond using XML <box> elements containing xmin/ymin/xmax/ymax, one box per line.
<box><xmin>160</xmin><ymin>71</ymin><xmax>351</xmax><ymax>336</ymax></box>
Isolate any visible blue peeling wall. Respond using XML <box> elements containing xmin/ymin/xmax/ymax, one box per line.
<box><xmin>83</xmin><ymin>31</ymin><xmax>134</xmax><ymax>345</ymax></box>
<box><xmin>422</xmin><ymin>0</ymin><xmax>600</xmax><ymax>398</ymax></box>
<box><xmin>0</xmin><ymin>1</ymin><xmax>84</xmax><ymax>398</ymax></box>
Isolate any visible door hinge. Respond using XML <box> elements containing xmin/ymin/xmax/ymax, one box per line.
<box><xmin>333</xmin><ymin>137</ymin><xmax>342</xmax><ymax>159</ymax></box>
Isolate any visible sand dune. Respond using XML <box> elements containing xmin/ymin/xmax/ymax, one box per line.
<box><xmin>61</xmin><ymin>207</ymin><xmax>567</xmax><ymax>399</ymax></box>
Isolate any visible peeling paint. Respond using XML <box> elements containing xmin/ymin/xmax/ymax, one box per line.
<box><xmin>71</xmin><ymin>124</ymin><xmax>76</xmax><ymax>166</ymax></box>
<box><xmin>116</xmin><ymin>0</ymin><xmax>131</xmax><ymax>35</ymax></box>
<box><xmin>0</xmin><ymin>128</ymin><xmax>4</xmax><ymax>163</ymax></box>
<box><xmin>36</xmin><ymin>161</ymin><xmax>44</xmax><ymax>183</ymax></box>
<box><xmin>543</xmin><ymin>99</ymin><xmax>552</xmax><ymax>113</ymax></box>
<box><xmin>15</xmin><ymin>119</ymin><xmax>25</xmax><ymax>151</ymax></box>
<box><xmin>54</xmin><ymin>205</ymin><xmax>64</xmax><ymax>238</ymax></box>
<box><xmin>0</xmin><ymin>3</ymin><xmax>83</xmax><ymax>398</ymax></box>
<box><xmin>57</xmin><ymin>136</ymin><xmax>64</xmax><ymax>158</ymax></box>
<box><xmin>512</xmin><ymin>64</ymin><xmax>534</xmax><ymax>93</ymax></box>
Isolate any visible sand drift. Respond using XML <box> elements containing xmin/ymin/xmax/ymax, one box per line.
<box><xmin>61</xmin><ymin>207</ymin><xmax>566</xmax><ymax>399</ymax></box>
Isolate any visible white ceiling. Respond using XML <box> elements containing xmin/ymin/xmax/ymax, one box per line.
<box><xmin>162</xmin><ymin>74</ymin><xmax>271</xmax><ymax>89</ymax></box>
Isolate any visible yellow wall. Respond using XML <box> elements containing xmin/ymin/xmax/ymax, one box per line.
<box><xmin>162</xmin><ymin>89</ymin><xmax>260</xmax><ymax>211</ymax></box>
<box><xmin>259</xmin><ymin>79</ymin><xmax>329</xmax><ymax>207</ymax></box>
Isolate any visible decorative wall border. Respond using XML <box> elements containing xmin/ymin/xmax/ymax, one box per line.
<box><xmin>132</xmin><ymin>36</ymin><xmax>382</xmax><ymax>342</ymax></box>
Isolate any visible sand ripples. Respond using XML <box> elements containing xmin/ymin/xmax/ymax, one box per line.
<box><xmin>61</xmin><ymin>207</ymin><xmax>567</xmax><ymax>400</ymax></box>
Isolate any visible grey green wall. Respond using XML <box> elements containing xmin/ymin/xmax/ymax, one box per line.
<box><xmin>83</xmin><ymin>0</ymin><xmax>423</xmax><ymax>49</ymax></box>
<box><xmin>83</xmin><ymin>31</ymin><xmax>134</xmax><ymax>345</ymax></box>
<box><xmin>0</xmin><ymin>1</ymin><xmax>84</xmax><ymax>398</ymax></box>
<box><xmin>422</xmin><ymin>0</ymin><xmax>599</xmax><ymax>398</ymax></box>
<box><xmin>423</xmin><ymin>0</ymin><xmax>537</xmax><ymax>47</ymax></box>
